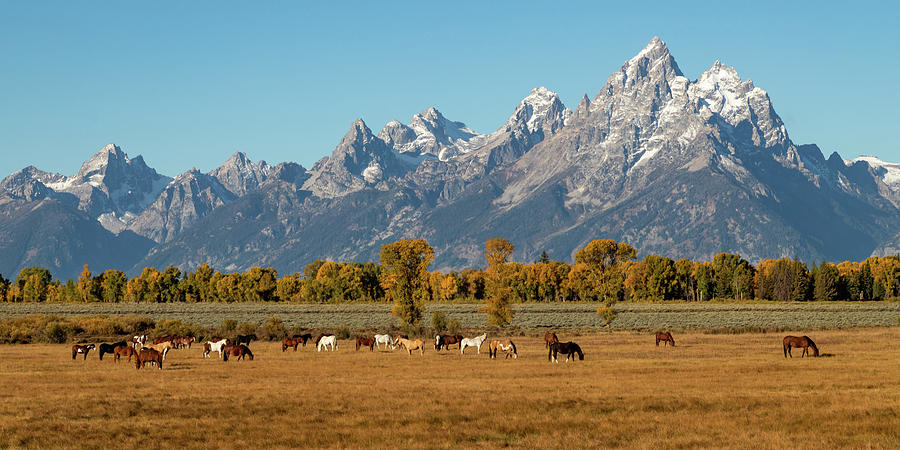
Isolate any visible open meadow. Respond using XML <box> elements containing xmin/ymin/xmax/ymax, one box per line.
<box><xmin>1</xmin><ymin>328</ymin><xmax>899</xmax><ymax>449</ymax></box>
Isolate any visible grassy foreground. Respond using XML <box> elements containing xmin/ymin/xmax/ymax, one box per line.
<box><xmin>1</xmin><ymin>328</ymin><xmax>899</xmax><ymax>449</ymax></box>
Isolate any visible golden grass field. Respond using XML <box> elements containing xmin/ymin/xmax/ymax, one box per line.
<box><xmin>1</xmin><ymin>328</ymin><xmax>899</xmax><ymax>449</ymax></box>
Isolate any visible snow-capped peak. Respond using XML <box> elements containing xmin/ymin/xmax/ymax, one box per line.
<box><xmin>853</xmin><ymin>155</ymin><xmax>900</xmax><ymax>188</ymax></box>
<box><xmin>506</xmin><ymin>86</ymin><xmax>570</xmax><ymax>135</ymax></box>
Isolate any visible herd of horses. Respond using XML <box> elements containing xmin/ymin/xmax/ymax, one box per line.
<box><xmin>70</xmin><ymin>330</ymin><xmax>822</xmax><ymax>370</ymax></box>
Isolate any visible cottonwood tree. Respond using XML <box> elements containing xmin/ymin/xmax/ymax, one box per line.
<box><xmin>380</xmin><ymin>239</ymin><xmax>434</xmax><ymax>327</ymax></box>
<box><xmin>482</xmin><ymin>238</ymin><xmax>515</xmax><ymax>327</ymax></box>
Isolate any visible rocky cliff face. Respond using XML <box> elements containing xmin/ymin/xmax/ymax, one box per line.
<box><xmin>2</xmin><ymin>37</ymin><xmax>899</xmax><ymax>278</ymax></box>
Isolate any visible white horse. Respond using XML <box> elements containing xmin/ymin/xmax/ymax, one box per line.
<box><xmin>317</xmin><ymin>335</ymin><xmax>337</xmax><ymax>352</ymax></box>
<box><xmin>460</xmin><ymin>333</ymin><xmax>487</xmax><ymax>355</ymax></box>
<box><xmin>374</xmin><ymin>334</ymin><xmax>393</xmax><ymax>350</ymax></box>
<box><xmin>203</xmin><ymin>339</ymin><xmax>230</xmax><ymax>358</ymax></box>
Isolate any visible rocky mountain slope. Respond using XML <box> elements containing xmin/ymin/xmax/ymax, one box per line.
<box><xmin>2</xmin><ymin>37</ymin><xmax>899</xmax><ymax>278</ymax></box>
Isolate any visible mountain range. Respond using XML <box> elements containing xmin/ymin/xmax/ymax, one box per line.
<box><xmin>3</xmin><ymin>37</ymin><xmax>899</xmax><ymax>279</ymax></box>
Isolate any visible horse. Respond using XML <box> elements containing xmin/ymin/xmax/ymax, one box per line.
<box><xmin>783</xmin><ymin>335</ymin><xmax>819</xmax><ymax>358</ymax></box>
<box><xmin>72</xmin><ymin>344</ymin><xmax>95</xmax><ymax>360</ymax></box>
<box><xmin>223</xmin><ymin>344</ymin><xmax>254</xmax><ymax>362</ymax></box>
<box><xmin>282</xmin><ymin>337</ymin><xmax>306</xmax><ymax>352</ymax></box>
<box><xmin>393</xmin><ymin>337</ymin><xmax>425</xmax><ymax>356</ymax></box>
<box><xmin>488</xmin><ymin>339</ymin><xmax>518</xmax><ymax>359</ymax></box>
<box><xmin>173</xmin><ymin>336</ymin><xmax>195</xmax><ymax>349</ymax></box>
<box><xmin>135</xmin><ymin>348</ymin><xmax>162</xmax><ymax>370</ymax></box>
<box><xmin>293</xmin><ymin>334</ymin><xmax>313</xmax><ymax>346</ymax></box>
<box><xmin>435</xmin><ymin>334</ymin><xmax>464</xmax><ymax>351</ymax></box>
<box><xmin>544</xmin><ymin>332</ymin><xmax>559</xmax><ymax>348</ymax></box>
<box><xmin>152</xmin><ymin>335</ymin><xmax>175</xmax><ymax>345</ymax></box>
<box><xmin>98</xmin><ymin>342</ymin><xmax>128</xmax><ymax>361</ymax></box>
<box><xmin>655</xmin><ymin>332</ymin><xmax>675</xmax><ymax>347</ymax></box>
<box><xmin>549</xmin><ymin>342</ymin><xmax>584</xmax><ymax>363</ymax></box>
<box><xmin>114</xmin><ymin>345</ymin><xmax>138</xmax><ymax>363</ymax></box>
<box><xmin>203</xmin><ymin>338</ymin><xmax>232</xmax><ymax>358</ymax></box>
<box><xmin>374</xmin><ymin>334</ymin><xmax>393</xmax><ymax>350</ymax></box>
<box><xmin>460</xmin><ymin>333</ymin><xmax>487</xmax><ymax>355</ymax></box>
<box><xmin>131</xmin><ymin>335</ymin><xmax>148</xmax><ymax>349</ymax></box>
<box><xmin>144</xmin><ymin>341</ymin><xmax>176</xmax><ymax>360</ymax></box>
<box><xmin>235</xmin><ymin>334</ymin><xmax>257</xmax><ymax>347</ymax></box>
<box><xmin>355</xmin><ymin>336</ymin><xmax>375</xmax><ymax>352</ymax></box>
<box><xmin>316</xmin><ymin>334</ymin><xmax>337</xmax><ymax>352</ymax></box>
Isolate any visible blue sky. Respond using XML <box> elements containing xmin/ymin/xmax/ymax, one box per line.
<box><xmin>1</xmin><ymin>1</ymin><xmax>897</xmax><ymax>177</ymax></box>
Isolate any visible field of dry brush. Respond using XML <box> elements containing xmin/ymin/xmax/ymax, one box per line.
<box><xmin>1</xmin><ymin>328</ymin><xmax>899</xmax><ymax>448</ymax></box>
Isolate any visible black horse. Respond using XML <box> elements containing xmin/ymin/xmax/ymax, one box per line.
<box><xmin>548</xmin><ymin>342</ymin><xmax>584</xmax><ymax>363</ymax></box>
<box><xmin>292</xmin><ymin>333</ymin><xmax>313</xmax><ymax>345</ymax></box>
<box><xmin>235</xmin><ymin>334</ymin><xmax>257</xmax><ymax>346</ymax></box>
<box><xmin>98</xmin><ymin>341</ymin><xmax>128</xmax><ymax>361</ymax></box>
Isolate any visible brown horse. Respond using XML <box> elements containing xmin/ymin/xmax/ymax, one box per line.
<box><xmin>144</xmin><ymin>341</ymin><xmax>176</xmax><ymax>360</ymax></box>
<box><xmin>549</xmin><ymin>342</ymin><xmax>584</xmax><ymax>363</ymax></box>
<box><xmin>393</xmin><ymin>337</ymin><xmax>425</xmax><ymax>356</ymax></box>
<box><xmin>488</xmin><ymin>339</ymin><xmax>518</xmax><ymax>359</ymax></box>
<box><xmin>114</xmin><ymin>346</ymin><xmax>138</xmax><ymax>363</ymax></box>
<box><xmin>355</xmin><ymin>336</ymin><xmax>375</xmax><ymax>352</ymax></box>
<box><xmin>783</xmin><ymin>335</ymin><xmax>819</xmax><ymax>358</ymax></box>
<box><xmin>282</xmin><ymin>337</ymin><xmax>306</xmax><ymax>352</ymax></box>
<box><xmin>72</xmin><ymin>344</ymin><xmax>95</xmax><ymax>360</ymax></box>
<box><xmin>135</xmin><ymin>348</ymin><xmax>162</xmax><ymax>370</ymax></box>
<box><xmin>152</xmin><ymin>335</ymin><xmax>175</xmax><ymax>345</ymax></box>
<box><xmin>173</xmin><ymin>336</ymin><xmax>195</xmax><ymax>349</ymax></box>
<box><xmin>434</xmin><ymin>334</ymin><xmax>464</xmax><ymax>351</ymax></box>
<box><xmin>98</xmin><ymin>342</ymin><xmax>128</xmax><ymax>360</ymax></box>
<box><xmin>656</xmin><ymin>332</ymin><xmax>675</xmax><ymax>347</ymax></box>
<box><xmin>223</xmin><ymin>344</ymin><xmax>254</xmax><ymax>362</ymax></box>
<box><xmin>544</xmin><ymin>332</ymin><xmax>559</xmax><ymax>348</ymax></box>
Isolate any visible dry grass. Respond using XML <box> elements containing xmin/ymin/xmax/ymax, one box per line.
<box><xmin>1</xmin><ymin>328</ymin><xmax>899</xmax><ymax>449</ymax></box>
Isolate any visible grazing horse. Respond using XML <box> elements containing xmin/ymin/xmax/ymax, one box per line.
<box><xmin>98</xmin><ymin>342</ymin><xmax>128</xmax><ymax>361</ymax></box>
<box><xmin>393</xmin><ymin>337</ymin><xmax>426</xmax><ymax>356</ymax></box>
<box><xmin>131</xmin><ymin>335</ymin><xmax>148</xmax><ymax>349</ymax></box>
<box><xmin>282</xmin><ymin>337</ymin><xmax>306</xmax><ymax>352</ymax></box>
<box><xmin>435</xmin><ymin>334</ymin><xmax>464</xmax><ymax>351</ymax></box>
<box><xmin>135</xmin><ymin>348</ymin><xmax>163</xmax><ymax>370</ymax></box>
<box><xmin>235</xmin><ymin>334</ymin><xmax>256</xmax><ymax>347</ymax></box>
<box><xmin>374</xmin><ymin>334</ymin><xmax>393</xmax><ymax>350</ymax></box>
<box><xmin>114</xmin><ymin>345</ymin><xmax>138</xmax><ymax>363</ymax></box>
<box><xmin>549</xmin><ymin>342</ymin><xmax>584</xmax><ymax>363</ymax></box>
<box><xmin>783</xmin><ymin>335</ymin><xmax>819</xmax><ymax>358</ymax></box>
<box><xmin>223</xmin><ymin>344</ymin><xmax>254</xmax><ymax>362</ymax></box>
<box><xmin>460</xmin><ymin>333</ymin><xmax>487</xmax><ymax>355</ymax></box>
<box><xmin>144</xmin><ymin>341</ymin><xmax>176</xmax><ymax>360</ymax></box>
<box><xmin>355</xmin><ymin>336</ymin><xmax>375</xmax><ymax>352</ymax></box>
<box><xmin>489</xmin><ymin>339</ymin><xmax>518</xmax><ymax>359</ymax></box>
<box><xmin>152</xmin><ymin>335</ymin><xmax>175</xmax><ymax>345</ymax></box>
<box><xmin>293</xmin><ymin>334</ymin><xmax>313</xmax><ymax>346</ymax></box>
<box><xmin>316</xmin><ymin>334</ymin><xmax>337</xmax><ymax>352</ymax></box>
<box><xmin>203</xmin><ymin>338</ymin><xmax>232</xmax><ymax>358</ymax></box>
<box><xmin>656</xmin><ymin>332</ymin><xmax>675</xmax><ymax>347</ymax></box>
<box><xmin>544</xmin><ymin>332</ymin><xmax>559</xmax><ymax>348</ymax></box>
<box><xmin>173</xmin><ymin>336</ymin><xmax>195</xmax><ymax>349</ymax></box>
<box><xmin>72</xmin><ymin>344</ymin><xmax>95</xmax><ymax>360</ymax></box>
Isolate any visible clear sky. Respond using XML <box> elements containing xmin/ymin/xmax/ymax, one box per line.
<box><xmin>1</xmin><ymin>1</ymin><xmax>897</xmax><ymax>178</ymax></box>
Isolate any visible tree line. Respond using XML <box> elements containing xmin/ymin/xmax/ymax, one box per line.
<box><xmin>2</xmin><ymin>239</ymin><xmax>899</xmax><ymax>309</ymax></box>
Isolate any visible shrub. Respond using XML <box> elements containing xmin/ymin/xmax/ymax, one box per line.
<box><xmin>334</xmin><ymin>324</ymin><xmax>351</xmax><ymax>340</ymax></box>
<box><xmin>43</xmin><ymin>321</ymin><xmax>69</xmax><ymax>343</ymax></box>
<box><xmin>155</xmin><ymin>319</ymin><xmax>201</xmax><ymax>337</ymax></box>
<box><xmin>447</xmin><ymin>318</ymin><xmax>461</xmax><ymax>334</ymax></box>
<box><xmin>237</xmin><ymin>322</ymin><xmax>258</xmax><ymax>335</ymax></box>
<box><xmin>257</xmin><ymin>316</ymin><xmax>287</xmax><ymax>341</ymax></box>
<box><xmin>221</xmin><ymin>319</ymin><xmax>237</xmax><ymax>332</ymax></box>
<box><xmin>431</xmin><ymin>310</ymin><xmax>448</xmax><ymax>333</ymax></box>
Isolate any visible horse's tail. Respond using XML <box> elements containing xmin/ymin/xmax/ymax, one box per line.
<box><xmin>805</xmin><ymin>336</ymin><xmax>819</xmax><ymax>356</ymax></box>
<box><xmin>510</xmin><ymin>341</ymin><xmax>517</xmax><ymax>357</ymax></box>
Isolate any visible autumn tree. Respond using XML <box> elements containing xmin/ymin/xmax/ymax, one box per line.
<box><xmin>17</xmin><ymin>267</ymin><xmax>52</xmax><ymax>302</ymax></box>
<box><xmin>380</xmin><ymin>239</ymin><xmax>434</xmax><ymax>327</ymax></box>
<box><xmin>482</xmin><ymin>238</ymin><xmax>515</xmax><ymax>326</ymax></box>
<box><xmin>77</xmin><ymin>264</ymin><xmax>99</xmax><ymax>302</ymax></box>
<box><xmin>574</xmin><ymin>239</ymin><xmax>637</xmax><ymax>302</ymax></box>
<box><xmin>99</xmin><ymin>269</ymin><xmax>126</xmax><ymax>303</ymax></box>
<box><xmin>813</xmin><ymin>262</ymin><xmax>840</xmax><ymax>301</ymax></box>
